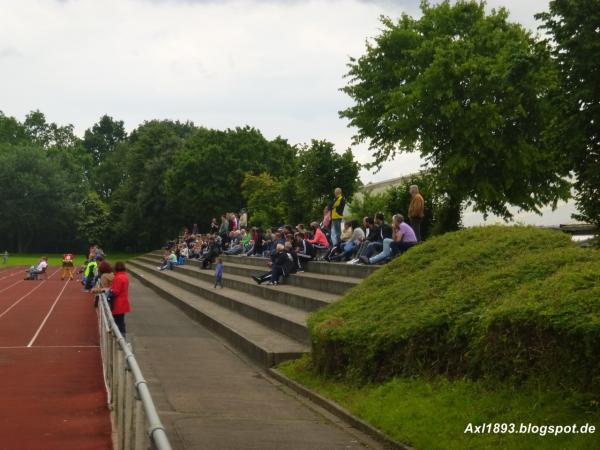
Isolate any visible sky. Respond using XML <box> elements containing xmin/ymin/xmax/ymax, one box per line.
<box><xmin>0</xmin><ymin>0</ymin><xmax>551</xmax><ymax>184</ymax></box>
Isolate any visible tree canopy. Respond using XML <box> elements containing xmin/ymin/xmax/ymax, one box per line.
<box><xmin>537</xmin><ymin>0</ymin><xmax>600</xmax><ymax>228</ymax></box>
<box><xmin>0</xmin><ymin>111</ymin><xmax>360</xmax><ymax>253</ymax></box>
<box><xmin>340</xmin><ymin>0</ymin><xmax>571</xmax><ymax>224</ymax></box>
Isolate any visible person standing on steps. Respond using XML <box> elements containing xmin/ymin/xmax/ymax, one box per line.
<box><xmin>214</xmin><ymin>257</ymin><xmax>224</xmax><ymax>289</ymax></box>
<box><xmin>330</xmin><ymin>187</ymin><xmax>346</xmax><ymax>246</ymax></box>
<box><xmin>408</xmin><ymin>185</ymin><xmax>425</xmax><ymax>242</ymax></box>
<box><xmin>109</xmin><ymin>261</ymin><xmax>131</xmax><ymax>336</ymax></box>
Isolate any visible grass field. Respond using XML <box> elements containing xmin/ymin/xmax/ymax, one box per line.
<box><xmin>280</xmin><ymin>356</ymin><xmax>600</xmax><ymax>450</ymax></box>
<box><xmin>0</xmin><ymin>253</ymin><xmax>142</xmax><ymax>267</ymax></box>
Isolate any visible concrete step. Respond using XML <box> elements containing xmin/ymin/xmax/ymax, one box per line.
<box><xmin>129</xmin><ymin>259</ymin><xmax>310</xmax><ymax>344</ymax></box>
<box><xmin>221</xmin><ymin>254</ymin><xmax>378</xmax><ymax>279</ymax></box>
<box><xmin>141</xmin><ymin>254</ymin><xmax>359</xmax><ymax>296</ymax></box>
<box><xmin>137</xmin><ymin>255</ymin><xmax>337</xmax><ymax>311</ymax></box>
<box><xmin>128</xmin><ymin>263</ymin><xmax>309</xmax><ymax>367</ymax></box>
<box><xmin>150</xmin><ymin>250</ymin><xmax>378</xmax><ymax>279</ymax></box>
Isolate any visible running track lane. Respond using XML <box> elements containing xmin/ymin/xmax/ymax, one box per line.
<box><xmin>0</xmin><ymin>272</ymin><xmax>112</xmax><ymax>450</ymax></box>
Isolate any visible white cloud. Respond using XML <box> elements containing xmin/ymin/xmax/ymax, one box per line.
<box><xmin>0</xmin><ymin>0</ymin><xmax>548</xmax><ymax>184</ymax></box>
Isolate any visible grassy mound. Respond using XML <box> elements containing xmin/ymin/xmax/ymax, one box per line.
<box><xmin>309</xmin><ymin>226</ymin><xmax>600</xmax><ymax>391</ymax></box>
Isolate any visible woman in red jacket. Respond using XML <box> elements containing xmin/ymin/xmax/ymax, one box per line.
<box><xmin>110</xmin><ymin>261</ymin><xmax>131</xmax><ymax>336</ymax></box>
<box><xmin>307</xmin><ymin>222</ymin><xmax>330</xmax><ymax>249</ymax></box>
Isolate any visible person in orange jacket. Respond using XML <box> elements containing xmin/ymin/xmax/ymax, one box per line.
<box><xmin>61</xmin><ymin>253</ymin><xmax>75</xmax><ymax>281</ymax></box>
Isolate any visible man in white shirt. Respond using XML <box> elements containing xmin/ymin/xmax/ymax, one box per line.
<box><xmin>25</xmin><ymin>257</ymin><xmax>48</xmax><ymax>280</ymax></box>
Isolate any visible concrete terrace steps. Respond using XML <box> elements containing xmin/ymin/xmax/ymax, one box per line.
<box><xmin>128</xmin><ymin>263</ymin><xmax>309</xmax><ymax>366</ymax></box>
<box><xmin>137</xmin><ymin>255</ymin><xmax>338</xmax><ymax>312</ymax></box>
<box><xmin>221</xmin><ymin>254</ymin><xmax>379</xmax><ymax>279</ymax></box>
<box><xmin>149</xmin><ymin>250</ymin><xmax>379</xmax><ymax>279</ymax></box>
<box><xmin>128</xmin><ymin>259</ymin><xmax>310</xmax><ymax>344</ymax></box>
<box><xmin>143</xmin><ymin>254</ymin><xmax>360</xmax><ymax>296</ymax></box>
<box><xmin>138</xmin><ymin>249</ymin><xmax>378</xmax><ymax>367</ymax></box>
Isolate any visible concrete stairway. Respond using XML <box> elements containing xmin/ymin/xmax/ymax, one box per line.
<box><xmin>128</xmin><ymin>251</ymin><xmax>377</xmax><ymax>367</ymax></box>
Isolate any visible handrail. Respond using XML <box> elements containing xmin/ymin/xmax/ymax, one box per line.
<box><xmin>97</xmin><ymin>291</ymin><xmax>172</xmax><ymax>450</ymax></box>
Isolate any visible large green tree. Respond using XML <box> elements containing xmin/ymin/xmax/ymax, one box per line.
<box><xmin>84</xmin><ymin>115</ymin><xmax>128</xmax><ymax>200</ymax></box>
<box><xmin>287</xmin><ymin>140</ymin><xmax>361</xmax><ymax>224</ymax></box>
<box><xmin>340</xmin><ymin>0</ymin><xmax>570</xmax><ymax>225</ymax></box>
<box><xmin>537</xmin><ymin>0</ymin><xmax>600</xmax><ymax>228</ymax></box>
<box><xmin>108</xmin><ymin>120</ymin><xmax>195</xmax><ymax>250</ymax></box>
<box><xmin>241</xmin><ymin>173</ymin><xmax>287</xmax><ymax>227</ymax></box>
<box><xmin>164</xmin><ymin>126</ymin><xmax>296</xmax><ymax>233</ymax></box>
<box><xmin>0</xmin><ymin>144</ymin><xmax>81</xmax><ymax>252</ymax></box>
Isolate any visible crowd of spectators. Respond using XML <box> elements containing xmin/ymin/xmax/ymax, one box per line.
<box><xmin>157</xmin><ymin>186</ymin><xmax>425</xmax><ymax>286</ymax></box>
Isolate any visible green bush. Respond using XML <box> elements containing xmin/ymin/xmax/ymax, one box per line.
<box><xmin>309</xmin><ymin>226</ymin><xmax>600</xmax><ymax>392</ymax></box>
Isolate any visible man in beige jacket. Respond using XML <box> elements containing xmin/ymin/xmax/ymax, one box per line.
<box><xmin>408</xmin><ymin>185</ymin><xmax>425</xmax><ymax>242</ymax></box>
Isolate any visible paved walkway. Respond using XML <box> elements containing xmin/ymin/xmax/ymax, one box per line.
<box><xmin>127</xmin><ymin>277</ymin><xmax>382</xmax><ymax>450</ymax></box>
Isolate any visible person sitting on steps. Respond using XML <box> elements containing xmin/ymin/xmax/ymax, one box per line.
<box><xmin>251</xmin><ymin>243</ymin><xmax>296</xmax><ymax>285</ymax></box>
<box><xmin>360</xmin><ymin>214</ymin><xmax>417</xmax><ymax>265</ymax></box>
<box><xmin>201</xmin><ymin>237</ymin><xmax>219</xmax><ymax>269</ymax></box>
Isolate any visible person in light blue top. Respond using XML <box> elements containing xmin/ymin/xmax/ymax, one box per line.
<box><xmin>214</xmin><ymin>257</ymin><xmax>224</xmax><ymax>289</ymax></box>
<box><xmin>2</xmin><ymin>251</ymin><xmax>8</xmax><ymax>264</ymax></box>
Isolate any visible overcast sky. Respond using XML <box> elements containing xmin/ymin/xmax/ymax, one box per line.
<box><xmin>0</xmin><ymin>0</ymin><xmax>550</xmax><ymax>183</ymax></box>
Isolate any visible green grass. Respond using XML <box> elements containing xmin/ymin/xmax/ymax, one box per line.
<box><xmin>0</xmin><ymin>253</ymin><xmax>142</xmax><ymax>267</ymax></box>
<box><xmin>280</xmin><ymin>356</ymin><xmax>600</xmax><ymax>450</ymax></box>
<box><xmin>283</xmin><ymin>226</ymin><xmax>600</xmax><ymax>449</ymax></box>
<box><xmin>308</xmin><ymin>226</ymin><xmax>600</xmax><ymax>391</ymax></box>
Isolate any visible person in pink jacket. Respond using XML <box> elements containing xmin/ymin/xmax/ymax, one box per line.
<box><xmin>307</xmin><ymin>222</ymin><xmax>330</xmax><ymax>249</ymax></box>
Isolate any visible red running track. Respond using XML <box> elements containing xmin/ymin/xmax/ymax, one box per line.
<box><xmin>0</xmin><ymin>268</ymin><xmax>112</xmax><ymax>450</ymax></box>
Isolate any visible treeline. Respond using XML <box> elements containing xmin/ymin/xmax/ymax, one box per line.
<box><xmin>340</xmin><ymin>0</ymin><xmax>600</xmax><ymax>233</ymax></box>
<box><xmin>0</xmin><ymin>112</ymin><xmax>360</xmax><ymax>253</ymax></box>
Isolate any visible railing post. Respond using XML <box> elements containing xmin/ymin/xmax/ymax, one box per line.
<box><xmin>123</xmin><ymin>360</ymin><xmax>135</xmax><ymax>449</ymax></box>
<box><xmin>96</xmin><ymin>292</ymin><xmax>172</xmax><ymax>450</ymax></box>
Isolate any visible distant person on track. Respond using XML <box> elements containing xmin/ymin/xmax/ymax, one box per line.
<box><xmin>109</xmin><ymin>261</ymin><xmax>131</xmax><ymax>336</ymax></box>
<box><xmin>83</xmin><ymin>258</ymin><xmax>98</xmax><ymax>292</ymax></box>
<box><xmin>2</xmin><ymin>250</ymin><xmax>7</xmax><ymax>264</ymax></box>
<box><xmin>24</xmin><ymin>257</ymin><xmax>48</xmax><ymax>280</ymax></box>
<box><xmin>61</xmin><ymin>253</ymin><xmax>75</xmax><ymax>281</ymax></box>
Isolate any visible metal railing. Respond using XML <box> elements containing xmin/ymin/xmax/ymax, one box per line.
<box><xmin>97</xmin><ymin>292</ymin><xmax>172</xmax><ymax>450</ymax></box>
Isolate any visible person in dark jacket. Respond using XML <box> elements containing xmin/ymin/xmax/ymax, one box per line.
<box><xmin>251</xmin><ymin>243</ymin><xmax>296</xmax><ymax>285</ymax></box>
<box><xmin>201</xmin><ymin>237</ymin><xmax>220</xmax><ymax>269</ymax></box>
<box><xmin>294</xmin><ymin>232</ymin><xmax>315</xmax><ymax>271</ymax></box>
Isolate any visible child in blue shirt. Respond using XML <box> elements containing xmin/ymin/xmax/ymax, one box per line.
<box><xmin>214</xmin><ymin>258</ymin><xmax>224</xmax><ymax>289</ymax></box>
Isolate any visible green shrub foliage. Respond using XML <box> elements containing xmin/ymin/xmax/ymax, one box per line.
<box><xmin>308</xmin><ymin>226</ymin><xmax>600</xmax><ymax>392</ymax></box>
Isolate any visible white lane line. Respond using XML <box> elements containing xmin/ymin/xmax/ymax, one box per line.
<box><xmin>0</xmin><ymin>269</ymin><xmax>20</xmax><ymax>281</ymax></box>
<box><xmin>0</xmin><ymin>269</ymin><xmax>60</xmax><ymax>319</ymax></box>
<box><xmin>27</xmin><ymin>280</ymin><xmax>70</xmax><ymax>348</ymax></box>
<box><xmin>0</xmin><ymin>278</ymin><xmax>24</xmax><ymax>294</ymax></box>
<box><xmin>0</xmin><ymin>345</ymin><xmax>99</xmax><ymax>349</ymax></box>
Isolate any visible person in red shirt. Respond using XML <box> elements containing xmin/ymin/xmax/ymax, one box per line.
<box><xmin>109</xmin><ymin>261</ymin><xmax>131</xmax><ymax>336</ymax></box>
<box><xmin>307</xmin><ymin>222</ymin><xmax>330</xmax><ymax>249</ymax></box>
